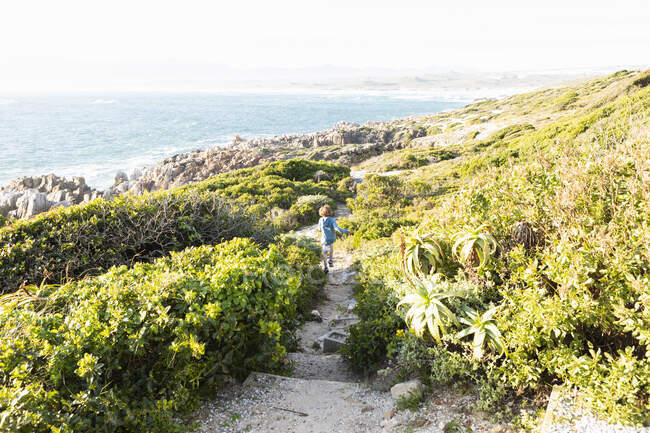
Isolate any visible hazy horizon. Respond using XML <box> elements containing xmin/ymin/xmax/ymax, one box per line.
<box><xmin>1</xmin><ymin>0</ymin><xmax>648</xmax><ymax>93</ymax></box>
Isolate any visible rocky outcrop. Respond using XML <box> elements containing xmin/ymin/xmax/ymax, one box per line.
<box><xmin>1</xmin><ymin>120</ymin><xmax>431</xmax><ymax>220</ymax></box>
<box><xmin>0</xmin><ymin>174</ymin><xmax>98</xmax><ymax>219</ymax></box>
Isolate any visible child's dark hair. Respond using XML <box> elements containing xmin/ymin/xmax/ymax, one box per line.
<box><xmin>319</xmin><ymin>205</ymin><xmax>333</xmax><ymax>217</ymax></box>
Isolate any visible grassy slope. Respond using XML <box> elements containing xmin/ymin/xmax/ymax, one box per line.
<box><xmin>340</xmin><ymin>69</ymin><xmax>650</xmax><ymax>425</ymax></box>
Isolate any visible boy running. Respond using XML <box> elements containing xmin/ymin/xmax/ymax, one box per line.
<box><xmin>317</xmin><ymin>205</ymin><xmax>349</xmax><ymax>273</ymax></box>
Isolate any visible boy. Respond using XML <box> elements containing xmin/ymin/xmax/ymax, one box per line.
<box><xmin>318</xmin><ymin>205</ymin><xmax>349</xmax><ymax>273</ymax></box>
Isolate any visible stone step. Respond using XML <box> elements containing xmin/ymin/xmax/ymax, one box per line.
<box><xmin>240</xmin><ymin>372</ymin><xmax>392</xmax><ymax>433</ymax></box>
<box><xmin>318</xmin><ymin>329</ymin><xmax>349</xmax><ymax>353</ymax></box>
<box><xmin>287</xmin><ymin>352</ymin><xmax>359</xmax><ymax>382</ymax></box>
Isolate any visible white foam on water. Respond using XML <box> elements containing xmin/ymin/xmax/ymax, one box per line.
<box><xmin>0</xmin><ymin>93</ymin><xmax>467</xmax><ymax>189</ymax></box>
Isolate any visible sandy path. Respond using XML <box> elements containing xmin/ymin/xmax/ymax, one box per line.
<box><xmin>195</xmin><ymin>200</ymin><xmax>398</xmax><ymax>432</ymax></box>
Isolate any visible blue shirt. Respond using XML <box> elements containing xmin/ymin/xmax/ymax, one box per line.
<box><xmin>318</xmin><ymin>216</ymin><xmax>349</xmax><ymax>245</ymax></box>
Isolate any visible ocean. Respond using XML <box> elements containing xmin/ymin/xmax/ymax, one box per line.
<box><xmin>0</xmin><ymin>93</ymin><xmax>466</xmax><ymax>189</ymax></box>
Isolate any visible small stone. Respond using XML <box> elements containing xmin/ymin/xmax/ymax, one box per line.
<box><xmin>384</xmin><ymin>409</ymin><xmax>395</xmax><ymax>420</ymax></box>
<box><xmin>390</xmin><ymin>379</ymin><xmax>423</xmax><ymax>401</ymax></box>
<box><xmin>312</xmin><ymin>170</ymin><xmax>331</xmax><ymax>182</ymax></box>
<box><xmin>310</xmin><ymin>310</ymin><xmax>323</xmax><ymax>323</ymax></box>
<box><xmin>321</xmin><ymin>330</ymin><xmax>348</xmax><ymax>353</ymax></box>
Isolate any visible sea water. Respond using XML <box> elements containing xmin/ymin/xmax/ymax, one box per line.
<box><xmin>0</xmin><ymin>93</ymin><xmax>465</xmax><ymax>189</ymax></box>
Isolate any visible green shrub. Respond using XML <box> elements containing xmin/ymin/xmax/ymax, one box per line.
<box><xmin>399</xmin><ymin>153</ymin><xmax>429</xmax><ymax>169</ymax></box>
<box><xmin>337</xmin><ymin>176</ymin><xmax>357</xmax><ymax>194</ymax></box>
<box><xmin>288</xmin><ymin>195</ymin><xmax>335</xmax><ymax>225</ymax></box>
<box><xmin>631</xmin><ymin>70</ymin><xmax>650</xmax><ymax>88</ymax></box>
<box><xmin>381</xmin><ymin>149</ymin><xmax>460</xmax><ymax>172</ymax></box>
<box><xmin>0</xmin><ymin>216</ymin><xmax>8</xmax><ymax>228</ymax></box>
<box><xmin>0</xmin><ymin>238</ymin><xmax>322</xmax><ymax>432</ymax></box>
<box><xmin>186</xmin><ymin>159</ymin><xmax>351</xmax><ymax>214</ymax></box>
<box><xmin>0</xmin><ymin>191</ymin><xmax>271</xmax><ymax>292</ymax></box>
<box><xmin>341</xmin><ymin>248</ymin><xmax>405</xmax><ymax>374</ymax></box>
<box><xmin>340</xmin><ymin>213</ymin><xmax>415</xmax><ymax>248</ymax></box>
<box><xmin>554</xmin><ymin>90</ymin><xmax>579</xmax><ymax>110</ymax></box>
<box><xmin>342</xmin><ymin>279</ymin><xmax>403</xmax><ymax>374</ymax></box>
<box><xmin>0</xmin><ymin>159</ymin><xmax>350</xmax><ymax>292</ymax></box>
<box><xmin>472</xmin><ymin>124</ymin><xmax>535</xmax><ymax>151</ymax></box>
<box><xmin>260</xmin><ymin>159</ymin><xmax>349</xmax><ymax>182</ymax></box>
<box><xmin>349</xmin><ymin>174</ymin><xmax>407</xmax><ymax>213</ymax></box>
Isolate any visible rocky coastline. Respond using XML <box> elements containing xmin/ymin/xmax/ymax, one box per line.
<box><xmin>1</xmin><ymin>120</ymin><xmax>428</xmax><ymax>219</ymax></box>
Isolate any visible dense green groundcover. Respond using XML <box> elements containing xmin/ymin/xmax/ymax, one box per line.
<box><xmin>183</xmin><ymin>158</ymin><xmax>351</xmax><ymax>221</ymax></box>
<box><xmin>0</xmin><ymin>191</ymin><xmax>270</xmax><ymax>292</ymax></box>
<box><xmin>0</xmin><ymin>237</ymin><xmax>324</xmax><ymax>433</ymax></box>
<box><xmin>0</xmin><ymin>159</ymin><xmax>350</xmax><ymax>292</ymax></box>
<box><xmin>343</xmin><ymin>71</ymin><xmax>650</xmax><ymax>425</ymax></box>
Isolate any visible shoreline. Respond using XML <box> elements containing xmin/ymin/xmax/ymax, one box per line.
<box><xmin>0</xmin><ymin>93</ymin><xmax>469</xmax><ymax>190</ymax></box>
<box><xmin>0</xmin><ymin>68</ymin><xmax>608</xmax><ymax>220</ymax></box>
<box><xmin>0</xmin><ymin>115</ymin><xmax>431</xmax><ymax>219</ymax></box>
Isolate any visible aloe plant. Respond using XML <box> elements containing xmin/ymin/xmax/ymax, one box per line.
<box><xmin>402</xmin><ymin>232</ymin><xmax>446</xmax><ymax>278</ymax></box>
<box><xmin>451</xmin><ymin>224</ymin><xmax>498</xmax><ymax>271</ymax></box>
<box><xmin>456</xmin><ymin>305</ymin><xmax>505</xmax><ymax>360</ymax></box>
<box><xmin>396</xmin><ymin>275</ymin><xmax>460</xmax><ymax>342</ymax></box>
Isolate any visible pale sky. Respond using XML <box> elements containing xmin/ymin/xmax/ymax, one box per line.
<box><xmin>0</xmin><ymin>0</ymin><xmax>648</xmax><ymax>91</ymax></box>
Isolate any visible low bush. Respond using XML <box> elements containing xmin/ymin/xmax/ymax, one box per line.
<box><xmin>341</xmin><ymin>246</ymin><xmax>405</xmax><ymax>374</ymax></box>
<box><xmin>348</xmin><ymin>174</ymin><xmax>408</xmax><ymax>213</ymax></box>
<box><xmin>185</xmin><ymin>159</ymin><xmax>351</xmax><ymax>214</ymax></box>
<box><xmin>0</xmin><ymin>238</ymin><xmax>323</xmax><ymax>433</ymax></box>
<box><xmin>631</xmin><ymin>70</ymin><xmax>650</xmax><ymax>88</ymax></box>
<box><xmin>553</xmin><ymin>90</ymin><xmax>579</xmax><ymax>110</ymax></box>
<box><xmin>0</xmin><ymin>191</ymin><xmax>271</xmax><ymax>292</ymax></box>
<box><xmin>288</xmin><ymin>195</ymin><xmax>336</xmax><ymax>225</ymax></box>
<box><xmin>339</xmin><ymin>211</ymin><xmax>416</xmax><ymax>249</ymax></box>
<box><xmin>337</xmin><ymin>176</ymin><xmax>357</xmax><ymax>194</ymax></box>
<box><xmin>0</xmin><ymin>159</ymin><xmax>350</xmax><ymax>292</ymax></box>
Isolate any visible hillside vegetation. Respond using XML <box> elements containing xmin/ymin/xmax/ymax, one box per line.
<box><xmin>0</xmin><ymin>237</ymin><xmax>324</xmax><ymax>432</ymax></box>
<box><xmin>0</xmin><ymin>159</ymin><xmax>348</xmax><ymax>292</ymax></box>
<box><xmin>340</xmin><ymin>70</ymin><xmax>650</xmax><ymax>425</ymax></box>
<box><xmin>0</xmin><ymin>70</ymin><xmax>648</xmax><ymax>431</ymax></box>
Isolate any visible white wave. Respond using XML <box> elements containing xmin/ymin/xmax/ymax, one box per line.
<box><xmin>91</xmin><ymin>99</ymin><xmax>116</xmax><ymax>104</ymax></box>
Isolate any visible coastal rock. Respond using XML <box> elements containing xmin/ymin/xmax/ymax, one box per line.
<box><xmin>12</xmin><ymin>191</ymin><xmax>50</xmax><ymax>219</ymax></box>
<box><xmin>0</xmin><ymin>191</ymin><xmax>20</xmax><ymax>216</ymax></box>
<box><xmin>114</xmin><ymin>171</ymin><xmax>129</xmax><ymax>186</ymax></box>
<box><xmin>117</xmin><ymin>182</ymin><xmax>130</xmax><ymax>194</ymax></box>
<box><xmin>0</xmin><ymin>119</ymin><xmax>415</xmax><ymax>220</ymax></box>
<box><xmin>47</xmin><ymin>190</ymin><xmax>67</xmax><ymax>203</ymax></box>
<box><xmin>130</xmin><ymin>168</ymin><xmax>142</xmax><ymax>181</ymax></box>
<box><xmin>232</xmin><ymin>134</ymin><xmax>245</xmax><ymax>145</ymax></box>
<box><xmin>51</xmin><ymin>199</ymin><xmax>72</xmax><ymax>210</ymax></box>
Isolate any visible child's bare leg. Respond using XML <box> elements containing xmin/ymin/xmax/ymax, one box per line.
<box><xmin>329</xmin><ymin>246</ymin><xmax>334</xmax><ymax>264</ymax></box>
<box><xmin>322</xmin><ymin>245</ymin><xmax>329</xmax><ymax>271</ymax></box>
